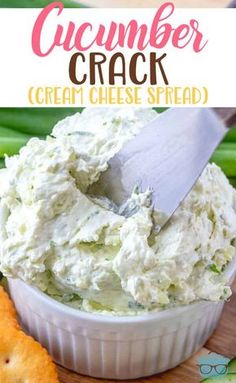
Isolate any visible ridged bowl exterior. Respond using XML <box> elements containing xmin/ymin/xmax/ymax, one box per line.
<box><xmin>8</xmin><ymin>258</ymin><xmax>236</xmax><ymax>380</ymax></box>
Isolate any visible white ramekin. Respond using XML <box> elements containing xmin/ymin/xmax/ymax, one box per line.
<box><xmin>8</xmin><ymin>257</ymin><xmax>236</xmax><ymax>380</ymax></box>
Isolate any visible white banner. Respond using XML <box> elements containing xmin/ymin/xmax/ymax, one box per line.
<box><xmin>0</xmin><ymin>4</ymin><xmax>235</xmax><ymax>107</ymax></box>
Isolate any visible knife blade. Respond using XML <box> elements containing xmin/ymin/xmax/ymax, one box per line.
<box><xmin>93</xmin><ymin>107</ymin><xmax>236</xmax><ymax>224</ymax></box>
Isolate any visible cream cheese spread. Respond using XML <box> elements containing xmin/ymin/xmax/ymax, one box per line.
<box><xmin>0</xmin><ymin>108</ymin><xmax>236</xmax><ymax>315</ymax></box>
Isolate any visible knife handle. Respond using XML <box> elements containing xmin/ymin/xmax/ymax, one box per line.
<box><xmin>213</xmin><ymin>108</ymin><xmax>236</xmax><ymax>128</ymax></box>
<box><xmin>228</xmin><ymin>0</ymin><xmax>236</xmax><ymax>7</ymax></box>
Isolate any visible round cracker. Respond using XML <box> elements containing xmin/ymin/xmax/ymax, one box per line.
<box><xmin>0</xmin><ymin>286</ymin><xmax>19</xmax><ymax>329</ymax></box>
<box><xmin>0</xmin><ymin>323</ymin><xmax>59</xmax><ymax>383</ymax></box>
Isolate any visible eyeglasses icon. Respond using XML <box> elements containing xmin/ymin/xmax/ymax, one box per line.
<box><xmin>198</xmin><ymin>364</ymin><xmax>228</xmax><ymax>375</ymax></box>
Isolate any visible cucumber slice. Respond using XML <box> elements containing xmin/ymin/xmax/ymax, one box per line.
<box><xmin>228</xmin><ymin>359</ymin><xmax>236</xmax><ymax>374</ymax></box>
<box><xmin>201</xmin><ymin>374</ymin><xmax>236</xmax><ymax>382</ymax></box>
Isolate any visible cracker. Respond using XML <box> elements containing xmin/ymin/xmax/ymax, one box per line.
<box><xmin>0</xmin><ymin>286</ymin><xmax>19</xmax><ymax>329</ymax></box>
<box><xmin>0</xmin><ymin>323</ymin><xmax>59</xmax><ymax>382</ymax></box>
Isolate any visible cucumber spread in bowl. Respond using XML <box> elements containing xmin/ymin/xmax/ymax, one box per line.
<box><xmin>0</xmin><ymin>108</ymin><xmax>236</xmax><ymax>315</ymax></box>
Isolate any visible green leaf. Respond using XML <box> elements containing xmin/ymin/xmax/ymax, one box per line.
<box><xmin>0</xmin><ymin>158</ymin><xmax>5</xmax><ymax>168</ymax></box>
<box><xmin>0</xmin><ymin>108</ymin><xmax>83</xmax><ymax>136</ymax></box>
<box><xmin>0</xmin><ymin>136</ymin><xmax>31</xmax><ymax>157</ymax></box>
<box><xmin>0</xmin><ymin>126</ymin><xmax>34</xmax><ymax>139</ymax></box>
<box><xmin>210</xmin><ymin>150</ymin><xmax>236</xmax><ymax>177</ymax></box>
<box><xmin>229</xmin><ymin>178</ymin><xmax>236</xmax><ymax>188</ymax></box>
<box><xmin>217</xmin><ymin>143</ymin><xmax>236</xmax><ymax>151</ymax></box>
<box><xmin>0</xmin><ymin>0</ymin><xmax>87</xmax><ymax>8</ymax></box>
<box><xmin>223</xmin><ymin>125</ymin><xmax>236</xmax><ymax>142</ymax></box>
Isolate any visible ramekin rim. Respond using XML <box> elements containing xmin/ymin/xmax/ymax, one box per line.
<box><xmin>9</xmin><ymin>254</ymin><xmax>236</xmax><ymax>324</ymax></box>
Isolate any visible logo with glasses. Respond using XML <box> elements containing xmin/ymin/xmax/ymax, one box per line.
<box><xmin>197</xmin><ymin>352</ymin><xmax>230</xmax><ymax>379</ymax></box>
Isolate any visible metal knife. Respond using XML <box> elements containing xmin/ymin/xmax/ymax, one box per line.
<box><xmin>92</xmin><ymin>108</ymin><xmax>236</xmax><ymax>224</ymax></box>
